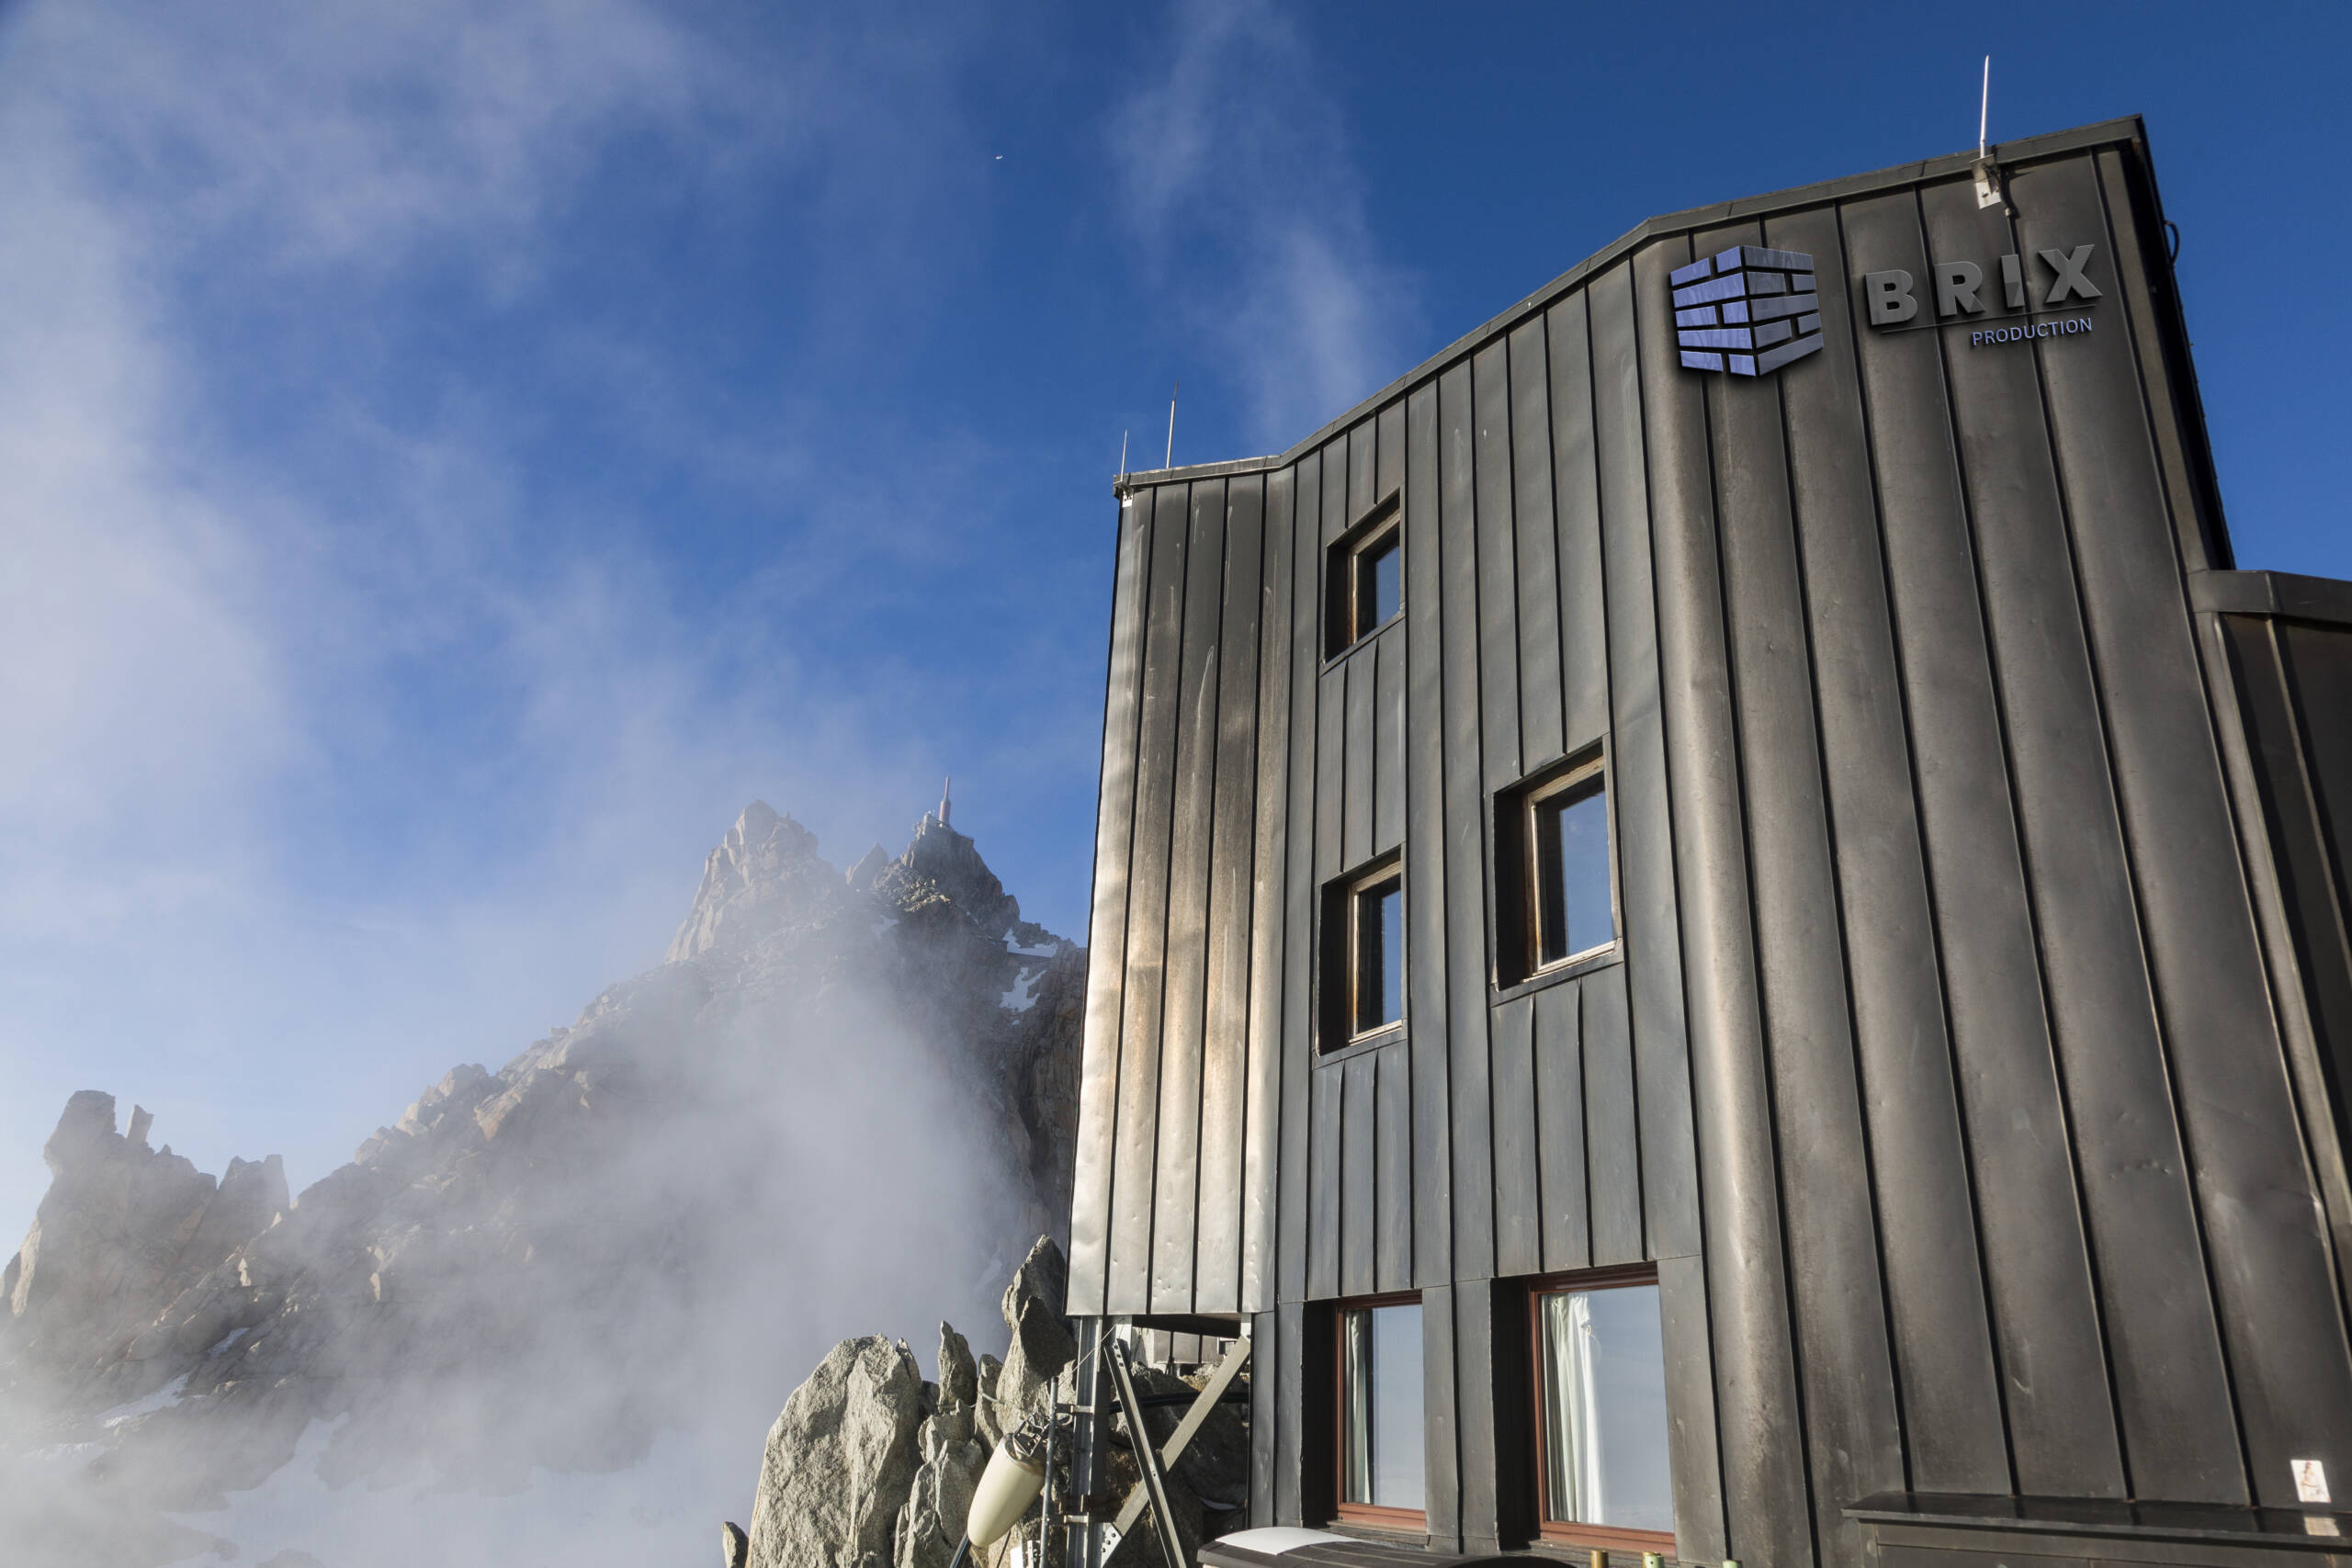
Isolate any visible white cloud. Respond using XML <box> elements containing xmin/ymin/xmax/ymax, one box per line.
<box><xmin>23</xmin><ymin>0</ymin><xmax>745</xmax><ymax>275</ymax></box>
<box><xmin>0</xmin><ymin>0</ymin><xmax>996</xmax><ymax>1235</ymax></box>
<box><xmin>1109</xmin><ymin>0</ymin><xmax>1416</xmax><ymax>444</ymax></box>
<box><xmin>0</xmin><ymin>105</ymin><xmax>296</xmax><ymax>930</ymax></box>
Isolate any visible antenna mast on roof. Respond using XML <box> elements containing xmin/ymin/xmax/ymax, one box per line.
<box><xmin>1118</xmin><ymin>429</ymin><xmax>1128</xmax><ymax>480</ymax></box>
<box><xmin>1979</xmin><ymin>55</ymin><xmax>1990</xmax><ymax>162</ymax></box>
<box><xmin>1973</xmin><ymin>55</ymin><xmax>2012</xmax><ymax>214</ymax></box>
<box><xmin>1165</xmin><ymin>383</ymin><xmax>1178</xmax><ymax>469</ymax></box>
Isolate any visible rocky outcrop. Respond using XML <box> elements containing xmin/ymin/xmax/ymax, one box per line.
<box><xmin>2</xmin><ymin>1093</ymin><xmax>285</xmax><ymax>1371</ymax></box>
<box><xmin>894</xmin><ymin>1323</ymin><xmax>990</xmax><ymax>1568</ymax></box>
<box><xmin>741</xmin><ymin>1234</ymin><xmax>1252</xmax><ymax>1568</ymax></box>
<box><xmin>995</xmin><ymin>1236</ymin><xmax>1076</xmax><ymax>1425</ymax></box>
<box><xmin>740</xmin><ymin>1240</ymin><xmax>1072</xmax><ymax>1568</ymax></box>
<box><xmin>749</xmin><ymin>1336</ymin><xmax>929</xmax><ymax>1568</ymax></box>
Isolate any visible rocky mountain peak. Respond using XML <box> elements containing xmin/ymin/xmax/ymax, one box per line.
<box><xmin>879</xmin><ymin>812</ymin><xmax>1020</xmax><ymax>942</ymax></box>
<box><xmin>6</xmin><ymin>1097</ymin><xmax>285</xmax><ymax>1361</ymax></box>
<box><xmin>41</xmin><ymin>1089</ymin><xmax>122</xmax><ymax>1176</ymax></box>
<box><xmin>665</xmin><ymin>800</ymin><xmax>843</xmax><ymax>964</ymax></box>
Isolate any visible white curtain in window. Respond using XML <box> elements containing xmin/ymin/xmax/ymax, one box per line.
<box><xmin>1342</xmin><ymin>1308</ymin><xmax>1374</xmax><ymax>1503</ymax></box>
<box><xmin>1541</xmin><ymin>1292</ymin><xmax>1602</xmax><ymax>1522</ymax></box>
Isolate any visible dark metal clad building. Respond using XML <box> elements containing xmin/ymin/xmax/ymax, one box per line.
<box><xmin>1065</xmin><ymin>117</ymin><xmax>2352</xmax><ymax>1568</ymax></box>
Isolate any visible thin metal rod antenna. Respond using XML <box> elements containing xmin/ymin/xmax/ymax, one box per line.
<box><xmin>1164</xmin><ymin>383</ymin><xmax>1178</xmax><ymax>470</ymax></box>
<box><xmin>1979</xmin><ymin>55</ymin><xmax>1990</xmax><ymax>161</ymax></box>
<box><xmin>1118</xmin><ymin>429</ymin><xmax>1128</xmax><ymax>480</ymax></box>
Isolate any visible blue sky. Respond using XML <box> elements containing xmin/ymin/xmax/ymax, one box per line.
<box><xmin>3</xmin><ymin>0</ymin><xmax>2346</xmax><ymax>1230</ymax></box>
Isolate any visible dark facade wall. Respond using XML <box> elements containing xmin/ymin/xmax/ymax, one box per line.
<box><xmin>2205</xmin><ymin>585</ymin><xmax>2352</xmax><ymax>1320</ymax></box>
<box><xmin>1066</xmin><ymin>119</ymin><xmax>2352</xmax><ymax>1567</ymax></box>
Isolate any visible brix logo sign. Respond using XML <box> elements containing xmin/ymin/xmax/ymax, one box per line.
<box><xmin>1862</xmin><ymin>245</ymin><xmax>2102</xmax><ymax>349</ymax></box>
<box><xmin>1673</xmin><ymin>245</ymin><xmax>1824</xmax><ymax>377</ymax></box>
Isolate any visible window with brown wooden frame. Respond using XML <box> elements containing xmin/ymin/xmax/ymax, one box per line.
<box><xmin>1318</xmin><ymin>858</ymin><xmax>1403</xmax><ymax>1054</ymax></box>
<box><xmin>1527</xmin><ymin>1267</ymin><xmax>1676</xmax><ymax>1552</ymax></box>
<box><xmin>1324</xmin><ymin>502</ymin><xmax>1402</xmax><ymax>659</ymax></box>
<box><xmin>1493</xmin><ymin>751</ymin><xmax>1616</xmax><ymax>989</ymax></box>
<box><xmin>1334</xmin><ymin>1295</ymin><xmax>1426</xmax><ymax>1529</ymax></box>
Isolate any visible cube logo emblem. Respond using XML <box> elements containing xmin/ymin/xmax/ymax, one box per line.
<box><xmin>1673</xmin><ymin>245</ymin><xmax>1824</xmax><ymax>377</ymax></box>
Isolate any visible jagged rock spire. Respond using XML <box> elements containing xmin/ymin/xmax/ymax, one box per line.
<box><xmin>665</xmin><ymin>802</ymin><xmax>842</xmax><ymax>964</ymax></box>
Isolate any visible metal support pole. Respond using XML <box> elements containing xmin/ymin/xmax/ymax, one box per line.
<box><xmin>1038</xmin><ymin>1367</ymin><xmax>1057</xmax><ymax>1568</ymax></box>
<box><xmin>1104</xmin><ymin>1336</ymin><xmax>1189</xmax><ymax>1568</ymax></box>
<box><xmin>1112</xmin><ymin>1337</ymin><xmax>1250</xmax><ymax>1540</ymax></box>
<box><xmin>1068</xmin><ymin>1318</ymin><xmax>1104</xmax><ymax>1568</ymax></box>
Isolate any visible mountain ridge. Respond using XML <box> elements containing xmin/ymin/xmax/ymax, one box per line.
<box><xmin>0</xmin><ymin>801</ymin><xmax>1084</xmax><ymax>1567</ymax></box>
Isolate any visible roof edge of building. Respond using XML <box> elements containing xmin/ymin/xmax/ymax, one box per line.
<box><xmin>1116</xmin><ymin>113</ymin><xmax>2150</xmax><ymax>495</ymax></box>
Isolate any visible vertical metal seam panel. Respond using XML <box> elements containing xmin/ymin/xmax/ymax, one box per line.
<box><xmin>1474</xmin><ymin>340</ymin><xmax>1523</xmax><ymax>796</ymax></box>
<box><xmin>1344</xmin><ymin>644</ymin><xmax>1375</xmax><ymax>868</ymax></box>
<box><xmin>1311</xmin><ymin>1059</ymin><xmax>1342</xmax><ymax>1299</ymax></box>
<box><xmin>1342</xmin><ymin>1052</ymin><xmax>1378</xmax><ymax>1297</ymax></box>
<box><xmin>1279</xmin><ymin>458</ymin><xmax>1324</xmax><ymax>1306</ymax></box>
<box><xmin>1913</xmin><ymin>179</ymin><xmax>2142</xmax><ymax>1492</ymax></box>
<box><xmin>1242</xmin><ymin>468</ymin><xmax>1298</xmax><ymax>1314</ymax></box>
<box><xmin>1151</xmin><ymin>480</ymin><xmax>1229</xmax><ymax>1314</ymax></box>
<box><xmin>1733</xmin><ymin>208</ymin><xmax>1909</xmax><ymax>1559</ymax></box>
<box><xmin>1584</xmin><ymin>961</ymin><xmax>1644</xmax><ymax>1268</ymax></box>
<box><xmin>1070</xmin><ymin>491</ymin><xmax>1155</xmax><ymax>1314</ymax></box>
<box><xmin>1439</xmin><ymin>359</ymin><xmax>1498</xmax><ymax>1283</ymax></box>
<box><xmin>1918</xmin><ymin>169</ymin><xmax>2236</xmax><ymax>1498</ymax></box>
<box><xmin>1405</xmin><ymin>380</ymin><xmax>1455</xmax><ymax>1292</ymax></box>
<box><xmin>1639</xmin><ymin>231</ymin><xmax>1815</xmax><ymax>1568</ymax></box>
<box><xmin>1533</xmin><ymin>978</ymin><xmax>1589</xmax><ymax>1271</ymax></box>
<box><xmin>2267</xmin><ymin>622</ymin><xmax>2352</xmax><ymax>1301</ymax></box>
<box><xmin>1695</xmin><ymin>219</ymin><xmax>1829</xmax><ymax>1568</ymax></box>
<box><xmin>1853</xmin><ymin>184</ymin><xmax>2122</xmax><ymax>1495</ymax></box>
<box><xmin>1199</xmin><ymin>475</ymin><xmax>1267</xmax><ymax>1314</ymax></box>
<box><xmin>1376</xmin><ymin>1039</ymin><xmax>1413</xmax><ymax>1291</ymax></box>
<box><xmin>1510</xmin><ymin>317</ymin><xmax>1566</xmax><ymax>767</ymax></box>
<box><xmin>2210</xmin><ymin>616</ymin><xmax>2352</xmax><ymax>1328</ymax></box>
<box><xmin>1594</xmin><ymin>256</ymin><xmax>1725</xmax><ymax>1557</ymax></box>
<box><xmin>1589</xmin><ymin>266</ymin><xmax>1704</xmax><ymax>1271</ymax></box>
<box><xmin>1377</xmin><ymin>401</ymin><xmax>1406</xmax><ymax>509</ymax></box>
<box><xmin>2018</xmin><ymin>165</ymin><xmax>2249</xmax><ymax>1494</ymax></box>
<box><xmin>1491</xmin><ymin>995</ymin><xmax>1541</xmax><ymax>1277</ymax></box>
<box><xmin>1250</xmin><ymin>1308</ymin><xmax>1278</xmax><ymax>1527</ymax></box>
<box><xmin>1375</xmin><ymin>626</ymin><xmax>1407</xmax><ymax>852</ymax></box>
<box><xmin>1821</xmin><ymin>197</ymin><xmax>2012</xmax><ymax>1495</ymax></box>
<box><xmin>1423</xmin><ymin>1280</ymin><xmax>1463</xmax><ymax>1547</ymax></box>
<box><xmin>1108</xmin><ymin>483</ymin><xmax>1192</xmax><ymax>1312</ymax></box>
<box><xmin>2039</xmin><ymin>156</ymin><xmax>2352</xmax><ymax>1499</ymax></box>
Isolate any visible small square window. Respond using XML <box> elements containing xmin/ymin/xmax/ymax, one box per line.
<box><xmin>1531</xmin><ymin>1273</ymin><xmax>1675</xmax><ymax>1547</ymax></box>
<box><xmin>1325</xmin><ymin>504</ymin><xmax>1403</xmax><ymax>658</ymax></box>
<box><xmin>1321</xmin><ymin>860</ymin><xmax>1403</xmax><ymax>1052</ymax></box>
<box><xmin>1495</xmin><ymin>755</ymin><xmax>1616</xmax><ymax>987</ymax></box>
<box><xmin>1338</xmin><ymin>1298</ymin><xmax>1426</xmax><ymax>1522</ymax></box>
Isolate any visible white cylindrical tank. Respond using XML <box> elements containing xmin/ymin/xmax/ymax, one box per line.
<box><xmin>967</xmin><ymin>1443</ymin><xmax>1046</xmax><ymax>1548</ymax></box>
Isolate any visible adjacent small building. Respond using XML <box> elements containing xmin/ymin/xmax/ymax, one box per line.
<box><xmin>1063</xmin><ymin>117</ymin><xmax>2352</xmax><ymax>1568</ymax></box>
